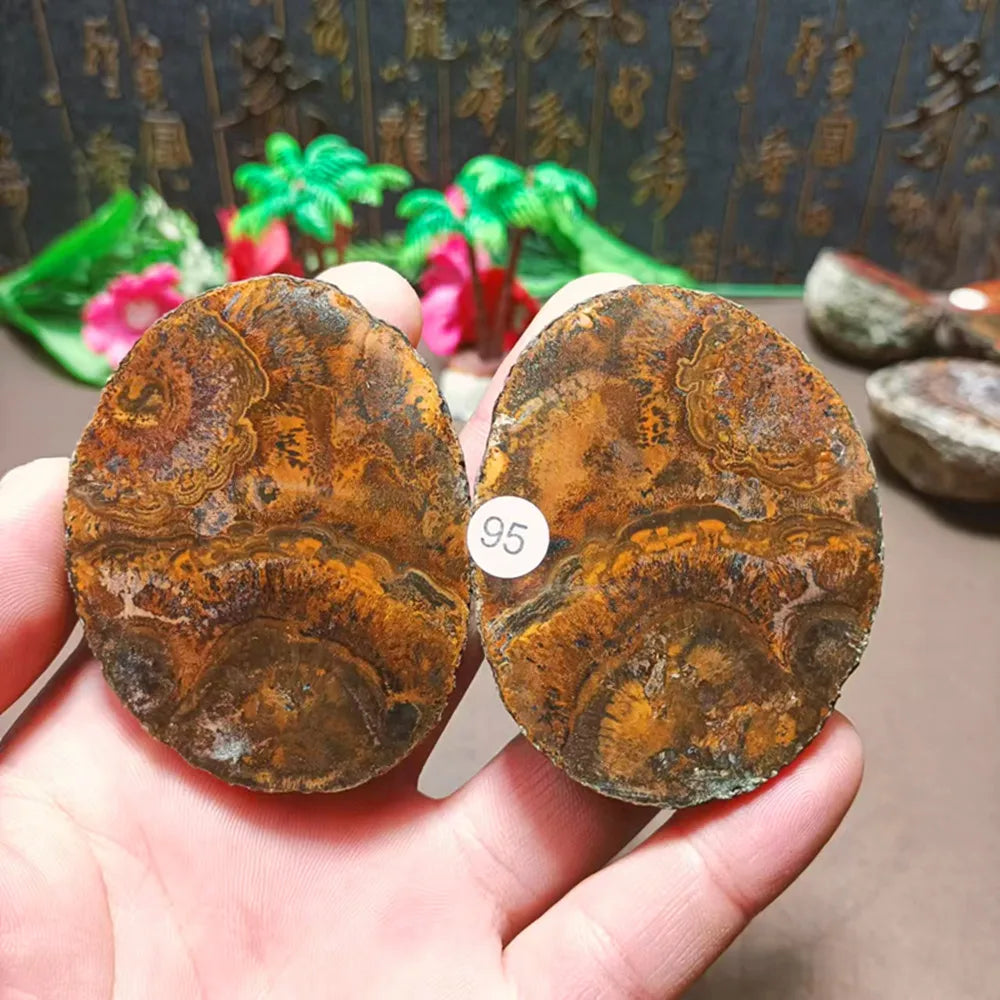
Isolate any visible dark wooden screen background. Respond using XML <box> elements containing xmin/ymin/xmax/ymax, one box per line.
<box><xmin>1</xmin><ymin>0</ymin><xmax>998</xmax><ymax>284</ymax></box>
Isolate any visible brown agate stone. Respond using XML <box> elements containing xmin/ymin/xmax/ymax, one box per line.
<box><xmin>474</xmin><ymin>286</ymin><xmax>883</xmax><ymax>808</ymax></box>
<box><xmin>65</xmin><ymin>276</ymin><xmax>470</xmax><ymax>791</ymax></box>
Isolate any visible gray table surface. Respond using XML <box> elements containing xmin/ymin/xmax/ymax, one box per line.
<box><xmin>2</xmin><ymin>299</ymin><xmax>998</xmax><ymax>999</ymax></box>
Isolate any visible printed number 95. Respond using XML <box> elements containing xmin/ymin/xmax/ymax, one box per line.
<box><xmin>480</xmin><ymin>516</ymin><xmax>528</xmax><ymax>555</ymax></box>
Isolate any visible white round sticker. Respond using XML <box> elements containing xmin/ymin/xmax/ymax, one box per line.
<box><xmin>467</xmin><ymin>496</ymin><xmax>550</xmax><ymax>579</ymax></box>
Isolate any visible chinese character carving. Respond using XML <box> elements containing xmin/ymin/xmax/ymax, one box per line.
<box><xmin>378</xmin><ymin>101</ymin><xmax>430</xmax><ymax>181</ymax></box>
<box><xmin>828</xmin><ymin>31</ymin><xmax>863</xmax><ymax>100</ymax></box>
<box><xmin>456</xmin><ymin>46</ymin><xmax>510</xmax><ymax>138</ymax></box>
<box><xmin>0</xmin><ymin>130</ymin><xmax>29</xmax><ymax>215</ymax></box>
<box><xmin>309</xmin><ymin>0</ymin><xmax>349</xmax><ymax>61</ymax></box>
<box><xmin>813</xmin><ymin>107</ymin><xmax>857</xmax><ymax>168</ymax></box>
<box><xmin>524</xmin><ymin>0</ymin><xmax>645</xmax><ymax>67</ymax></box>
<box><xmin>670</xmin><ymin>0</ymin><xmax>711</xmax><ymax>56</ymax></box>
<box><xmin>751</xmin><ymin>127</ymin><xmax>800</xmax><ymax>196</ymax></box>
<box><xmin>341</xmin><ymin>64</ymin><xmax>355</xmax><ymax>102</ymax></box>
<box><xmin>735</xmin><ymin>244</ymin><xmax>766</xmax><ymax>269</ymax></box>
<box><xmin>786</xmin><ymin>17</ymin><xmax>824</xmax><ymax>97</ymax></box>
<box><xmin>132</xmin><ymin>27</ymin><xmax>165</xmax><ymax>109</ymax></box>
<box><xmin>86</xmin><ymin>127</ymin><xmax>135</xmax><ymax>192</ymax></box>
<box><xmin>966</xmin><ymin>152</ymin><xmax>995</xmax><ymax>173</ymax></box>
<box><xmin>888</xmin><ymin>41</ymin><xmax>1000</xmax><ymax>170</ymax></box>
<box><xmin>609</xmin><ymin>64</ymin><xmax>652</xmax><ymax>129</ymax></box>
<box><xmin>629</xmin><ymin>128</ymin><xmax>688</xmax><ymax>218</ymax></box>
<box><xmin>140</xmin><ymin>111</ymin><xmax>192</xmax><ymax>171</ymax></box>
<box><xmin>380</xmin><ymin>59</ymin><xmax>419</xmax><ymax>83</ymax></box>
<box><xmin>83</xmin><ymin>17</ymin><xmax>121</xmax><ymax>99</ymax></box>
<box><xmin>799</xmin><ymin>201</ymin><xmax>833</xmax><ymax>237</ymax></box>
<box><xmin>685</xmin><ymin>228</ymin><xmax>718</xmax><ymax>283</ymax></box>
<box><xmin>220</xmin><ymin>29</ymin><xmax>323</xmax><ymax>157</ymax></box>
<box><xmin>405</xmin><ymin>0</ymin><xmax>447</xmax><ymax>60</ymax></box>
<box><xmin>528</xmin><ymin>91</ymin><xmax>585</xmax><ymax>163</ymax></box>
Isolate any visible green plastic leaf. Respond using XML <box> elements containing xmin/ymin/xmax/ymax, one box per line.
<box><xmin>234</xmin><ymin>162</ymin><xmax>286</xmax><ymax>198</ymax></box>
<box><xmin>465</xmin><ymin>202</ymin><xmax>507</xmax><ymax>258</ymax></box>
<box><xmin>0</xmin><ymin>190</ymin><xmax>137</xmax><ymax>296</ymax></box>
<box><xmin>458</xmin><ymin>155</ymin><xmax>524</xmax><ymax>195</ymax></box>
<box><xmin>29</xmin><ymin>313</ymin><xmax>111</xmax><ymax>385</ymax></box>
<box><xmin>336</xmin><ymin>168</ymin><xmax>382</xmax><ymax>206</ymax></box>
<box><xmin>294</xmin><ymin>199</ymin><xmax>336</xmax><ymax>241</ymax></box>
<box><xmin>500</xmin><ymin>186</ymin><xmax>548</xmax><ymax>231</ymax></box>
<box><xmin>309</xmin><ymin>185</ymin><xmax>354</xmax><ymax>227</ymax></box>
<box><xmin>400</xmin><ymin>210</ymin><xmax>462</xmax><ymax>271</ymax></box>
<box><xmin>1</xmin><ymin>297</ymin><xmax>109</xmax><ymax>385</ymax></box>
<box><xmin>343</xmin><ymin>233</ymin><xmax>420</xmax><ymax>281</ymax></box>
<box><xmin>265</xmin><ymin>132</ymin><xmax>303</xmax><ymax>174</ymax></box>
<box><xmin>231</xmin><ymin>195</ymin><xmax>296</xmax><ymax>238</ymax></box>
<box><xmin>397</xmin><ymin>188</ymin><xmax>452</xmax><ymax>219</ymax></box>
<box><xmin>531</xmin><ymin>162</ymin><xmax>597</xmax><ymax>211</ymax></box>
<box><xmin>516</xmin><ymin>234</ymin><xmax>582</xmax><ymax>299</ymax></box>
<box><xmin>572</xmin><ymin>215</ymin><xmax>692</xmax><ymax>286</ymax></box>
<box><xmin>367</xmin><ymin>163</ymin><xmax>412</xmax><ymax>191</ymax></box>
<box><xmin>305</xmin><ymin>134</ymin><xmax>367</xmax><ymax>167</ymax></box>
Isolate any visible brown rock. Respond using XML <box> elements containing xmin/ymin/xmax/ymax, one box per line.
<box><xmin>868</xmin><ymin>358</ymin><xmax>1000</xmax><ymax>501</ymax></box>
<box><xmin>804</xmin><ymin>248</ymin><xmax>938</xmax><ymax>363</ymax></box>
<box><xmin>65</xmin><ymin>276</ymin><xmax>470</xmax><ymax>792</ymax></box>
<box><xmin>474</xmin><ymin>286</ymin><xmax>883</xmax><ymax>808</ymax></box>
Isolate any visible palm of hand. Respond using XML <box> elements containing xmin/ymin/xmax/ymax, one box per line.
<box><xmin>0</xmin><ymin>268</ymin><xmax>863</xmax><ymax>1000</ymax></box>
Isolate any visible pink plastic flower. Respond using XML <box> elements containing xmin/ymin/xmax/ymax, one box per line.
<box><xmin>419</xmin><ymin>235</ymin><xmax>538</xmax><ymax>357</ymax></box>
<box><xmin>444</xmin><ymin>184</ymin><xmax>467</xmax><ymax>218</ymax></box>
<box><xmin>217</xmin><ymin>208</ymin><xmax>304</xmax><ymax>281</ymax></box>
<box><xmin>82</xmin><ymin>263</ymin><xmax>185</xmax><ymax>368</ymax></box>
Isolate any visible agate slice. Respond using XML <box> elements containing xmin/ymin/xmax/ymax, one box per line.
<box><xmin>65</xmin><ymin>276</ymin><xmax>470</xmax><ymax>791</ymax></box>
<box><xmin>474</xmin><ymin>286</ymin><xmax>883</xmax><ymax>808</ymax></box>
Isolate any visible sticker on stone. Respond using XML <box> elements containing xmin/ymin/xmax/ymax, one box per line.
<box><xmin>468</xmin><ymin>496</ymin><xmax>550</xmax><ymax>579</ymax></box>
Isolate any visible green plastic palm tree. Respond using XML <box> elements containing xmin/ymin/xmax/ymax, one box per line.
<box><xmin>398</xmin><ymin>188</ymin><xmax>507</xmax><ymax>358</ymax></box>
<box><xmin>233</xmin><ymin>133</ymin><xmax>411</xmax><ymax>266</ymax></box>
<box><xmin>459</xmin><ymin>156</ymin><xmax>597</xmax><ymax>337</ymax></box>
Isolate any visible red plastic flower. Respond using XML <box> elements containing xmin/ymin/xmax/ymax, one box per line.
<box><xmin>420</xmin><ymin>235</ymin><xmax>539</xmax><ymax>357</ymax></box>
<box><xmin>82</xmin><ymin>263</ymin><xmax>185</xmax><ymax>368</ymax></box>
<box><xmin>217</xmin><ymin>208</ymin><xmax>304</xmax><ymax>282</ymax></box>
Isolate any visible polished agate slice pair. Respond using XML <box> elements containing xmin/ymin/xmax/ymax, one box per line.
<box><xmin>65</xmin><ymin>277</ymin><xmax>883</xmax><ymax>808</ymax></box>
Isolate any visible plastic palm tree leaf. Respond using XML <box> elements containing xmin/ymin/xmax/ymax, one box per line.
<box><xmin>233</xmin><ymin>162</ymin><xmax>286</xmax><ymax>199</ymax></box>
<box><xmin>532</xmin><ymin>162</ymin><xmax>597</xmax><ymax>210</ymax></box>
<box><xmin>309</xmin><ymin>184</ymin><xmax>354</xmax><ymax>227</ymax></box>
<box><xmin>231</xmin><ymin>195</ymin><xmax>297</xmax><ymax>238</ymax></box>
<box><xmin>307</xmin><ymin>146</ymin><xmax>369</xmax><ymax>177</ymax></box>
<box><xmin>367</xmin><ymin>163</ymin><xmax>412</xmax><ymax>190</ymax></box>
<box><xmin>293</xmin><ymin>199</ymin><xmax>337</xmax><ymax>241</ymax></box>
<box><xmin>397</xmin><ymin>188</ymin><xmax>452</xmax><ymax>219</ymax></box>
<box><xmin>305</xmin><ymin>134</ymin><xmax>367</xmax><ymax>165</ymax></box>
<box><xmin>335</xmin><ymin>167</ymin><xmax>384</xmax><ymax>206</ymax></box>
<box><xmin>500</xmin><ymin>186</ymin><xmax>549</xmax><ymax>231</ymax></box>
<box><xmin>399</xmin><ymin>228</ymin><xmax>447</xmax><ymax>274</ymax></box>
<box><xmin>406</xmin><ymin>208</ymin><xmax>460</xmax><ymax>246</ymax></box>
<box><xmin>400</xmin><ymin>210</ymin><xmax>461</xmax><ymax>270</ymax></box>
<box><xmin>265</xmin><ymin>132</ymin><xmax>304</xmax><ymax>175</ymax></box>
<box><xmin>458</xmin><ymin>155</ymin><xmax>524</xmax><ymax>195</ymax></box>
<box><xmin>465</xmin><ymin>202</ymin><xmax>507</xmax><ymax>257</ymax></box>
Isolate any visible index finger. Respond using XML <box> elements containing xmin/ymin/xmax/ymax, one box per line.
<box><xmin>0</xmin><ymin>457</ymin><xmax>76</xmax><ymax>711</ymax></box>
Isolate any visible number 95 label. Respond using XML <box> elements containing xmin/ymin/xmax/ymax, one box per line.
<box><xmin>467</xmin><ymin>496</ymin><xmax>550</xmax><ymax>579</ymax></box>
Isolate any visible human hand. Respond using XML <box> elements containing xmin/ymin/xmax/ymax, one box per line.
<box><xmin>0</xmin><ymin>265</ymin><xmax>863</xmax><ymax>999</ymax></box>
